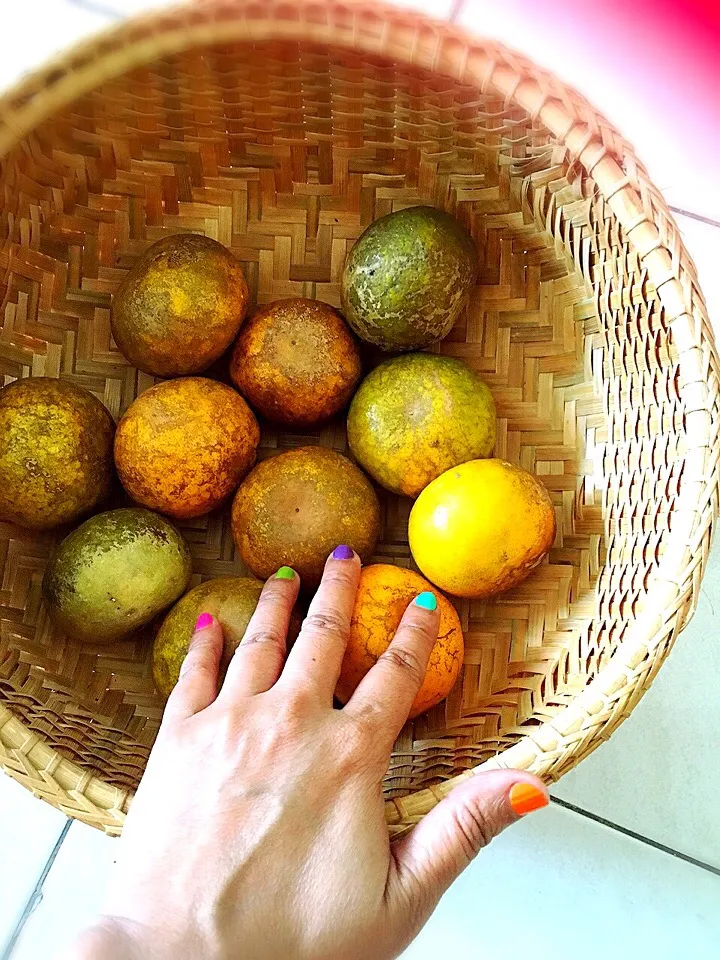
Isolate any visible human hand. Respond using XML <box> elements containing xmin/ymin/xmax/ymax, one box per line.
<box><xmin>70</xmin><ymin>548</ymin><xmax>548</xmax><ymax>960</ymax></box>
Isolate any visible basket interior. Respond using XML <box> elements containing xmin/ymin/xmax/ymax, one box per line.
<box><xmin>0</xmin><ymin>37</ymin><xmax>682</xmax><ymax>801</ymax></box>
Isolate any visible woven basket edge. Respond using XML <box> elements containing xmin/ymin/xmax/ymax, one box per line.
<box><xmin>0</xmin><ymin>0</ymin><xmax>716</xmax><ymax>835</ymax></box>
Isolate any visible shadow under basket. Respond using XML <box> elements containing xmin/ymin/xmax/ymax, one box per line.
<box><xmin>0</xmin><ymin>1</ymin><xmax>718</xmax><ymax>837</ymax></box>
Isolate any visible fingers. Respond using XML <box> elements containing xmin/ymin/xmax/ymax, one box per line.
<box><xmin>220</xmin><ymin>566</ymin><xmax>300</xmax><ymax>699</ymax></box>
<box><xmin>279</xmin><ymin>546</ymin><xmax>361</xmax><ymax>701</ymax></box>
<box><xmin>344</xmin><ymin>592</ymin><xmax>439</xmax><ymax>739</ymax></box>
<box><xmin>164</xmin><ymin>614</ymin><xmax>224</xmax><ymax>721</ymax></box>
<box><xmin>387</xmin><ymin>771</ymin><xmax>549</xmax><ymax>918</ymax></box>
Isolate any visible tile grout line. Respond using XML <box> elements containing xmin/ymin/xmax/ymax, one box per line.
<box><xmin>0</xmin><ymin>799</ymin><xmax>713</xmax><ymax>957</ymax></box>
<box><xmin>551</xmin><ymin>797</ymin><xmax>720</xmax><ymax>877</ymax></box>
<box><xmin>1</xmin><ymin>819</ymin><xmax>72</xmax><ymax>960</ymax></box>
<box><xmin>670</xmin><ymin>205</ymin><xmax>720</xmax><ymax>228</ymax></box>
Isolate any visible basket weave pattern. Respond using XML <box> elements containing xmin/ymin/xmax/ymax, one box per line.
<box><xmin>0</xmin><ymin>1</ymin><xmax>717</xmax><ymax>836</ymax></box>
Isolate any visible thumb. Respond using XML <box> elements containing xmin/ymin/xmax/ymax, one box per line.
<box><xmin>388</xmin><ymin>771</ymin><xmax>548</xmax><ymax>912</ymax></box>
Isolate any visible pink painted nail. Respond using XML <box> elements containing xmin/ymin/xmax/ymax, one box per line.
<box><xmin>195</xmin><ymin>612</ymin><xmax>213</xmax><ymax>631</ymax></box>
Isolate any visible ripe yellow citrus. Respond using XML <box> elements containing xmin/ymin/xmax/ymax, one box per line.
<box><xmin>408</xmin><ymin>459</ymin><xmax>556</xmax><ymax>599</ymax></box>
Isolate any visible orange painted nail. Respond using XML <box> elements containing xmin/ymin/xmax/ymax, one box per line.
<box><xmin>509</xmin><ymin>782</ymin><xmax>549</xmax><ymax>817</ymax></box>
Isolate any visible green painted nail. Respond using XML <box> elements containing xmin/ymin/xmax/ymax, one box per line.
<box><xmin>275</xmin><ymin>566</ymin><xmax>295</xmax><ymax>580</ymax></box>
<box><xmin>415</xmin><ymin>591</ymin><xmax>437</xmax><ymax>611</ymax></box>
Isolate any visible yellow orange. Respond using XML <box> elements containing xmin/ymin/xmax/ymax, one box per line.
<box><xmin>408</xmin><ymin>458</ymin><xmax>555</xmax><ymax>599</ymax></box>
<box><xmin>335</xmin><ymin>563</ymin><xmax>464</xmax><ymax>719</ymax></box>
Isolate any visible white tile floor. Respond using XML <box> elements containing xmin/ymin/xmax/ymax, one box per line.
<box><xmin>2</xmin><ymin>2</ymin><xmax>720</xmax><ymax>958</ymax></box>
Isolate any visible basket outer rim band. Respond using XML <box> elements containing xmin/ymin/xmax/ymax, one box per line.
<box><xmin>0</xmin><ymin>0</ymin><xmax>716</xmax><ymax>835</ymax></box>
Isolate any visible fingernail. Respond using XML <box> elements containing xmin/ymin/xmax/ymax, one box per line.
<box><xmin>414</xmin><ymin>591</ymin><xmax>437</xmax><ymax>611</ymax></box>
<box><xmin>275</xmin><ymin>566</ymin><xmax>295</xmax><ymax>580</ymax></box>
<box><xmin>509</xmin><ymin>782</ymin><xmax>548</xmax><ymax>816</ymax></box>
<box><xmin>195</xmin><ymin>612</ymin><xmax>213</xmax><ymax>631</ymax></box>
<box><xmin>332</xmin><ymin>544</ymin><xmax>354</xmax><ymax>560</ymax></box>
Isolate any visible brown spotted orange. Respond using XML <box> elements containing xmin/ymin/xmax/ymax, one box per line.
<box><xmin>335</xmin><ymin>563</ymin><xmax>464</xmax><ymax>718</ymax></box>
<box><xmin>231</xmin><ymin>446</ymin><xmax>380</xmax><ymax>588</ymax></box>
<box><xmin>230</xmin><ymin>298</ymin><xmax>361</xmax><ymax>427</ymax></box>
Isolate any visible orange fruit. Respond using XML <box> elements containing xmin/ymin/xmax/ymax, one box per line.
<box><xmin>231</xmin><ymin>446</ymin><xmax>380</xmax><ymax>588</ymax></box>
<box><xmin>230</xmin><ymin>298</ymin><xmax>361</xmax><ymax>427</ymax></box>
<box><xmin>112</xmin><ymin>234</ymin><xmax>249</xmax><ymax>377</ymax></box>
<box><xmin>341</xmin><ymin>206</ymin><xmax>477</xmax><ymax>351</ymax></box>
<box><xmin>347</xmin><ymin>353</ymin><xmax>495</xmax><ymax>498</ymax></box>
<box><xmin>408</xmin><ymin>458</ymin><xmax>556</xmax><ymax>599</ymax></box>
<box><xmin>335</xmin><ymin>564</ymin><xmax>464</xmax><ymax>719</ymax></box>
<box><xmin>0</xmin><ymin>377</ymin><xmax>114</xmax><ymax>530</ymax></box>
<box><xmin>115</xmin><ymin>377</ymin><xmax>259</xmax><ymax>520</ymax></box>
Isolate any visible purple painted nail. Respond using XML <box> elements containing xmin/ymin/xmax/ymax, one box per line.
<box><xmin>332</xmin><ymin>544</ymin><xmax>354</xmax><ymax>561</ymax></box>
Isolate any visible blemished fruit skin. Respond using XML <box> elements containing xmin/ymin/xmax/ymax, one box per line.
<box><xmin>335</xmin><ymin>564</ymin><xmax>464</xmax><ymax>719</ymax></box>
<box><xmin>42</xmin><ymin>508</ymin><xmax>192</xmax><ymax>644</ymax></box>
<box><xmin>341</xmin><ymin>206</ymin><xmax>478</xmax><ymax>351</ymax></box>
<box><xmin>153</xmin><ymin>576</ymin><xmax>303</xmax><ymax>699</ymax></box>
<box><xmin>111</xmin><ymin>234</ymin><xmax>249</xmax><ymax>377</ymax></box>
<box><xmin>408</xmin><ymin>459</ymin><xmax>556</xmax><ymax>600</ymax></box>
<box><xmin>230</xmin><ymin>298</ymin><xmax>362</xmax><ymax>428</ymax></box>
<box><xmin>347</xmin><ymin>353</ymin><xmax>496</xmax><ymax>498</ymax></box>
<box><xmin>114</xmin><ymin>377</ymin><xmax>260</xmax><ymax>520</ymax></box>
<box><xmin>0</xmin><ymin>377</ymin><xmax>114</xmax><ymax>530</ymax></box>
<box><xmin>231</xmin><ymin>446</ymin><xmax>381</xmax><ymax>588</ymax></box>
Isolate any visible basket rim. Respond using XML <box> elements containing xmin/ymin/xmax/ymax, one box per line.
<box><xmin>0</xmin><ymin>0</ymin><xmax>717</xmax><ymax>836</ymax></box>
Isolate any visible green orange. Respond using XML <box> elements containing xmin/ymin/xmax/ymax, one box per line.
<box><xmin>153</xmin><ymin>576</ymin><xmax>302</xmax><ymax>698</ymax></box>
<box><xmin>347</xmin><ymin>353</ymin><xmax>495</xmax><ymax>498</ymax></box>
<box><xmin>42</xmin><ymin>507</ymin><xmax>192</xmax><ymax>644</ymax></box>
<box><xmin>341</xmin><ymin>206</ymin><xmax>478</xmax><ymax>351</ymax></box>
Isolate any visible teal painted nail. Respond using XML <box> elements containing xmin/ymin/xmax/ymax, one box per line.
<box><xmin>275</xmin><ymin>566</ymin><xmax>295</xmax><ymax>580</ymax></box>
<box><xmin>415</xmin><ymin>591</ymin><xmax>437</xmax><ymax>611</ymax></box>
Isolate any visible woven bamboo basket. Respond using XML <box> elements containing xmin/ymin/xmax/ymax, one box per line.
<box><xmin>0</xmin><ymin>0</ymin><xmax>718</xmax><ymax>838</ymax></box>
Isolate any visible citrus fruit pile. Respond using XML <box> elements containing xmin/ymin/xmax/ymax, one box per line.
<box><xmin>0</xmin><ymin>206</ymin><xmax>556</xmax><ymax>719</ymax></box>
